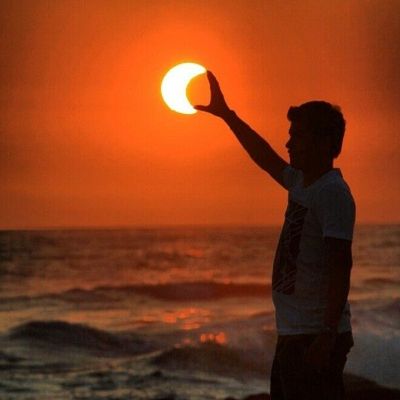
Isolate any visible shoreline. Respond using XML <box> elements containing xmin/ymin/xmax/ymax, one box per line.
<box><xmin>229</xmin><ymin>374</ymin><xmax>400</xmax><ymax>400</ymax></box>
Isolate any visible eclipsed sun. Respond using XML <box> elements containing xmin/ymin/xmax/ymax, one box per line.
<box><xmin>161</xmin><ymin>62</ymin><xmax>206</xmax><ymax>114</ymax></box>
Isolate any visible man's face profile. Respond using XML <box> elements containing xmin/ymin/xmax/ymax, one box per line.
<box><xmin>287</xmin><ymin>120</ymin><xmax>332</xmax><ymax>171</ymax></box>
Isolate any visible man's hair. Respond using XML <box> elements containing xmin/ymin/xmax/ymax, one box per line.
<box><xmin>287</xmin><ymin>101</ymin><xmax>346</xmax><ymax>158</ymax></box>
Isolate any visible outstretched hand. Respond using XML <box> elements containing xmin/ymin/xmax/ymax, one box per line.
<box><xmin>194</xmin><ymin>71</ymin><xmax>231</xmax><ymax>118</ymax></box>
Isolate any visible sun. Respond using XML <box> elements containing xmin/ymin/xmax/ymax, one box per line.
<box><xmin>161</xmin><ymin>62</ymin><xmax>206</xmax><ymax>114</ymax></box>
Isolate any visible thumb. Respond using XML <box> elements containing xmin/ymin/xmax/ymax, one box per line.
<box><xmin>194</xmin><ymin>104</ymin><xmax>208</xmax><ymax>112</ymax></box>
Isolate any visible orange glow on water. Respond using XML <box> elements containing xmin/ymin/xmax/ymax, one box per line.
<box><xmin>200</xmin><ymin>331</ymin><xmax>227</xmax><ymax>345</ymax></box>
<box><xmin>161</xmin><ymin>307</ymin><xmax>211</xmax><ymax>330</ymax></box>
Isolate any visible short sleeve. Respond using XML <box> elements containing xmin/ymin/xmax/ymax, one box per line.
<box><xmin>282</xmin><ymin>165</ymin><xmax>303</xmax><ymax>190</ymax></box>
<box><xmin>314</xmin><ymin>184</ymin><xmax>356</xmax><ymax>240</ymax></box>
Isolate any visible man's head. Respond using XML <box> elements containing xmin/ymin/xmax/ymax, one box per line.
<box><xmin>286</xmin><ymin>101</ymin><xmax>346</xmax><ymax>171</ymax></box>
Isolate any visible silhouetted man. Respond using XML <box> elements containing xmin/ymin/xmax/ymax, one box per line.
<box><xmin>195</xmin><ymin>71</ymin><xmax>355</xmax><ymax>400</ymax></box>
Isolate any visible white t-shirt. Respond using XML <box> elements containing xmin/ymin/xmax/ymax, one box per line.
<box><xmin>272</xmin><ymin>166</ymin><xmax>356</xmax><ymax>335</ymax></box>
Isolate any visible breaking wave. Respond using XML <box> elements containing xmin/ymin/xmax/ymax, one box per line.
<box><xmin>7</xmin><ymin>320</ymin><xmax>157</xmax><ymax>357</ymax></box>
<box><xmin>152</xmin><ymin>342</ymin><xmax>269</xmax><ymax>379</ymax></box>
<box><xmin>1</xmin><ymin>281</ymin><xmax>271</xmax><ymax>307</ymax></box>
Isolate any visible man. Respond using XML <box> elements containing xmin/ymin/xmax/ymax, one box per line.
<box><xmin>195</xmin><ymin>71</ymin><xmax>355</xmax><ymax>400</ymax></box>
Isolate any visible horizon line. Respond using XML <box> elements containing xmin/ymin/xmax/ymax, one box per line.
<box><xmin>1</xmin><ymin>221</ymin><xmax>399</xmax><ymax>232</ymax></box>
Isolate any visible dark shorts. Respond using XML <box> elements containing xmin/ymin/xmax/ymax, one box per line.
<box><xmin>270</xmin><ymin>331</ymin><xmax>354</xmax><ymax>400</ymax></box>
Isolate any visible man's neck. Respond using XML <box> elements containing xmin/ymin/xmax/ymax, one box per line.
<box><xmin>302</xmin><ymin>163</ymin><xmax>334</xmax><ymax>188</ymax></box>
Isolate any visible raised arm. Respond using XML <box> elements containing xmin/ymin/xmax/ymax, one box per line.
<box><xmin>194</xmin><ymin>71</ymin><xmax>288</xmax><ymax>187</ymax></box>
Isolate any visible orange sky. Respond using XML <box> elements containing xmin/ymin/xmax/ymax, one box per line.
<box><xmin>1</xmin><ymin>0</ymin><xmax>399</xmax><ymax>229</ymax></box>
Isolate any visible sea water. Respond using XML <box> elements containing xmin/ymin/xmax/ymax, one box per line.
<box><xmin>0</xmin><ymin>225</ymin><xmax>399</xmax><ymax>399</ymax></box>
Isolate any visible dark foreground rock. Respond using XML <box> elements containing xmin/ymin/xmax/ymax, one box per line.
<box><xmin>343</xmin><ymin>373</ymin><xmax>400</xmax><ymax>400</ymax></box>
<box><xmin>225</xmin><ymin>373</ymin><xmax>400</xmax><ymax>400</ymax></box>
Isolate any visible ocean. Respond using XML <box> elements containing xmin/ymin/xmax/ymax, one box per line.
<box><xmin>0</xmin><ymin>225</ymin><xmax>399</xmax><ymax>399</ymax></box>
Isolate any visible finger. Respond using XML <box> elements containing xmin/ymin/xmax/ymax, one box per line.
<box><xmin>194</xmin><ymin>105</ymin><xmax>209</xmax><ymax>112</ymax></box>
<box><xmin>207</xmin><ymin>70</ymin><xmax>217</xmax><ymax>81</ymax></box>
<box><xmin>206</xmin><ymin>70</ymin><xmax>221</xmax><ymax>91</ymax></box>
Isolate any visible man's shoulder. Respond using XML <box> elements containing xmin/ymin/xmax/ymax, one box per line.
<box><xmin>311</xmin><ymin>171</ymin><xmax>356</xmax><ymax>239</ymax></box>
<box><xmin>315</xmin><ymin>170</ymin><xmax>353</xmax><ymax>199</ymax></box>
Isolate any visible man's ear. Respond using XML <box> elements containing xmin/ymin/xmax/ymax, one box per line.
<box><xmin>326</xmin><ymin>135</ymin><xmax>337</xmax><ymax>158</ymax></box>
